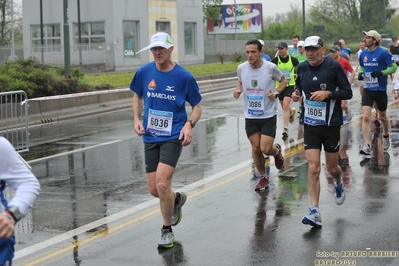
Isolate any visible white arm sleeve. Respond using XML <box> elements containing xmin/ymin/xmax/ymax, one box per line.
<box><xmin>0</xmin><ymin>137</ymin><xmax>40</xmax><ymax>217</ymax></box>
<box><xmin>393</xmin><ymin>68</ymin><xmax>399</xmax><ymax>91</ymax></box>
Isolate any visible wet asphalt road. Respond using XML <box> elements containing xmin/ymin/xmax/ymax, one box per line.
<box><xmin>12</xmin><ymin>83</ymin><xmax>399</xmax><ymax>265</ymax></box>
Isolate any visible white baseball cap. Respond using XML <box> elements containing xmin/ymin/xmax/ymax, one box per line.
<box><xmin>137</xmin><ymin>32</ymin><xmax>174</xmax><ymax>54</ymax></box>
<box><xmin>258</xmin><ymin>39</ymin><xmax>265</xmax><ymax>46</ymax></box>
<box><xmin>297</xmin><ymin>41</ymin><xmax>305</xmax><ymax>47</ymax></box>
<box><xmin>304</xmin><ymin>36</ymin><xmax>324</xmax><ymax>48</ymax></box>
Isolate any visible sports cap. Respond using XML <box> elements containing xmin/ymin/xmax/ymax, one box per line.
<box><xmin>136</xmin><ymin>32</ymin><xmax>174</xmax><ymax>54</ymax></box>
<box><xmin>297</xmin><ymin>41</ymin><xmax>305</xmax><ymax>47</ymax></box>
<box><xmin>334</xmin><ymin>41</ymin><xmax>342</xmax><ymax>48</ymax></box>
<box><xmin>258</xmin><ymin>39</ymin><xmax>265</xmax><ymax>46</ymax></box>
<box><xmin>276</xmin><ymin>42</ymin><xmax>288</xmax><ymax>49</ymax></box>
<box><xmin>304</xmin><ymin>36</ymin><xmax>324</xmax><ymax>48</ymax></box>
<box><xmin>329</xmin><ymin>45</ymin><xmax>340</xmax><ymax>52</ymax></box>
<box><xmin>362</xmin><ymin>30</ymin><xmax>381</xmax><ymax>41</ymax></box>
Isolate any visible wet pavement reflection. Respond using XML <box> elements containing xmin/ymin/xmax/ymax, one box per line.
<box><xmin>13</xmin><ymin>86</ymin><xmax>399</xmax><ymax>265</ymax></box>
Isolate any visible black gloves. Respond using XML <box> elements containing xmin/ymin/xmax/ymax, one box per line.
<box><xmin>358</xmin><ymin>71</ymin><xmax>384</xmax><ymax>80</ymax></box>
<box><xmin>371</xmin><ymin>71</ymin><xmax>383</xmax><ymax>78</ymax></box>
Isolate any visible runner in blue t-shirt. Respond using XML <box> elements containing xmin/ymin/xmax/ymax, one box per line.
<box><xmin>358</xmin><ymin>30</ymin><xmax>398</xmax><ymax>155</ymax></box>
<box><xmin>130</xmin><ymin>32</ymin><xmax>202</xmax><ymax>249</ymax></box>
<box><xmin>258</xmin><ymin>39</ymin><xmax>271</xmax><ymax>61</ymax></box>
<box><xmin>339</xmin><ymin>39</ymin><xmax>352</xmax><ymax>61</ymax></box>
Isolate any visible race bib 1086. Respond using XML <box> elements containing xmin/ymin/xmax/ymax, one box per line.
<box><xmin>246</xmin><ymin>95</ymin><xmax>265</xmax><ymax>115</ymax></box>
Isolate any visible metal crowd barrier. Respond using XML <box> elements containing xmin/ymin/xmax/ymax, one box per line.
<box><xmin>0</xmin><ymin>90</ymin><xmax>29</xmax><ymax>153</ymax></box>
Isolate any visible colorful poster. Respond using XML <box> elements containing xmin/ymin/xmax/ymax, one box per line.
<box><xmin>207</xmin><ymin>3</ymin><xmax>263</xmax><ymax>35</ymax></box>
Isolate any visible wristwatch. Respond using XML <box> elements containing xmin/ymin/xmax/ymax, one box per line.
<box><xmin>5</xmin><ymin>206</ymin><xmax>22</xmax><ymax>223</ymax></box>
<box><xmin>188</xmin><ymin>120</ymin><xmax>196</xmax><ymax>128</ymax></box>
<box><xmin>329</xmin><ymin>91</ymin><xmax>333</xmax><ymax>98</ymax></box>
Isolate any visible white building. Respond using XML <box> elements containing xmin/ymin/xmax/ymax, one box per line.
<box><xmin>22</xmin><ymin>0</ymin><xmax>204</xmax><ymax>71</ymax></box>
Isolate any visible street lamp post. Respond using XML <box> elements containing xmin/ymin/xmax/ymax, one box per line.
<box><xmin>11</xmin><ymin>0</ymin><xmax>15</xmax><ymax>61</ymax></box>
<box><xmin>77</xmin><ymin>0</ymin><xmax>82</xmax><ymax>65</ymax></box>
<box><xmin>63</xmin><ymin>0</ymin><xmax>71</xmax><ymax>77</ymax></box>
<box><xmin>234</xmin><ymin>0</ymin><xmax>237</xmax><ymax>41</ymax></box>
<box><xmin>384</xmin><ymin>0</ymin><xmax>387</xmax><ymax>35</ymax></box>
<box><xmin>302</xmin><ymin>0</ymin><xmax>306</xmax><ymax>39</ymax></box>
<box><xmin>40</xmin><ymin>0</ymin><xmax>44</xmax><ymax>63</ymax></box>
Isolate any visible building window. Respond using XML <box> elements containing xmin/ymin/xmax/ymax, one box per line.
<box><xmin>73</xmin><ymin>22</ymin><xmax>105</xmax><ymax>51</ymax></box>
<box><xmin>123</xmin><ymin>21</ymin><xmax>139</xmax><ymax>59</ymax></box>
<box><xmin>31</xmin><ymin>24</ymin><xmax>61</xmax><ymax>53</ymax></box>
<box><xmin>155</xmin><ymin>22</ymin><xmax>171</xmax><ymax>36</ymax></box>
<box><xmin>184</xmin><ymin>22</ymin><xmax>197</xmax><ymax>55</ymax></box>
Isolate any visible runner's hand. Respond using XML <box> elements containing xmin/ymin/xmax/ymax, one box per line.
<box><xmin>371</xmin><ymin>71</ymin><xmax>383</xmax><ymax>78</ymax></box>
<box><xmin>0</xmin><ymin>214</ymin><xmax>14</xmax><ymax>239</ymax></box>
<box><xmin>179</xmin><ymin>123</ymin><xmax>193</xmax><ymax>146</ymax></box>
<box><xmin>134</xmin><ymin>120</ymin><xmax>145</xmax><ymax>136</ymax></box>
<box><xmin>233</xmin><ymin>88</ymin><xmax>242</xmax><ymax>99</ymax></box>
<box><xmin>291</xmin><ymin>89</ymin><xmax>300</xmax><ymax>102</ymax></box>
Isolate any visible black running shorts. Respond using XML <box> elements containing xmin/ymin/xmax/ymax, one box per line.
<box><xmin>362</xmin><ymin>89</ymin><xmax>388</xmax><ymax>112</ymax></box>
<box><xmin>245</xmin><ymin>116</ymin><xmax>277</xmax><ymax>139</ymax></box>
<box><xmin>303</xmin><ymin>124</ymin><xmax>340</xmax><ymax>152</ymax></box>
<box><xmin>144</xmin><ymin>139</ymin><xmax>183</xmax><ymax>173</ymax></box>
<box><xmin>278</xmin><ymin>85</ymin><xmax>295</xmax><ymax>101</ymax></box>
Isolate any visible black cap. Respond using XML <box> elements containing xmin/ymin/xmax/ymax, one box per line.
<box><xmin>276</xmin><ymin>42</ymin><xmax>288</xmax><ymax>49</ymax></box>
<box><xmin>330</xmin><ymin>45</ymin><xmax>340</xmax><ymax>52</ymax></box>
<box><xmin>334</xmin><ymin>41</ymin><xmax>342</xmax><ymax>48</ymax></box>
<box><xmin>392</xmin><ymin>37</ymin><xmax>398</xmax><ymax>41</ymax></box>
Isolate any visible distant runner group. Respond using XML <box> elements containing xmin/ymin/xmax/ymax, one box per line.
<box><xmin>235</xmin><ymin>29</ymin><xmax>397</xmax><ymax>228</ymax></box>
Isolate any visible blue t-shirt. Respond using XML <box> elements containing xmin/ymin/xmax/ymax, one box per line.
<box><xmin>359</xmin><ymin>46</ymin><xmax>394</xmax><ymax>91</ymax></box>
<box><xmin>288</xmin><ymin>46</ymin><xmax>299</xmax><ymax>56</ymax></box>
<box><xmin>341</xmin><ymin>47</ymin><xmax>352</xmax><ymax>56</ymax></box>
<box><xmin>130</xmin><ymin>62</ymin><xmax>202</xmax><ymax>142</ymax></box>
<box><xmin>261</xmin><ymin>53</ymin><xmax>271</xmax><ymax>61</ymax></box>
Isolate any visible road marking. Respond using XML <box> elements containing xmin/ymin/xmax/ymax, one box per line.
<box><xmin>26</xmin><ymin>140</ymin><xmax>122</xmax><ymax>164</ymax></box>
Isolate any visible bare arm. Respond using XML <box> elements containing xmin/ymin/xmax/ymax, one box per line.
<box><xmin>233</xmin><ymin>81</ymin><xmax>243</xmax><ymax>99</ymax></box>
<box><xmin>132</xmin><ymin>93</ymin><xmax>145</xmax><ymax>136</ymax></box>
<box><xmin>348</xmin><ymin>70</ymin><xmax>355</xmax><ymax>84</ymax></box>
<box><xmin>275</xmin><ymin>75</ymin><xmax>287</xmax><ymax>94</ymax></box>
<box><xmin>179</xmin><ymin>103</ymin><xmax>202</xmax><ymax>146</ymax></box>
<box><xmin>268</xmin><ymin>75</ymin><xmax>287</xmax><ymax>101</ymax></box>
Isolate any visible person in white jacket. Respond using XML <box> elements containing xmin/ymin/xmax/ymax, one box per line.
<box><xmin>0</xmin><ymin>136</ymin><xmax>40</xmax><ymax>265</ymax></box>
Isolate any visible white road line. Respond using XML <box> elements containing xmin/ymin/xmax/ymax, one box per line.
<box><xmin>27</xmin><ymin>140</ymin><xmax>123</xmax><ymax>164</ymax></box>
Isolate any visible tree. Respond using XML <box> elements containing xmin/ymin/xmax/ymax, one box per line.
<box><xmin>308</xmin><ymin>0</ymin><xmax>396</xmax><ymax>42</ymax></box>
<box><xmin>0</xmin><ymin>0</ymin><xmax>22</xmax><ymax>46</ymax></box>
<box><xmin>360</xmin><ymin>0</ymin><xmax>396</xmax><ymax>35</ymax></box>
<box><xmin>203</xmin><ymin>0</ymin><xmax>223</xmax><ymax>22</ymax></box>
<box><xmin>262</xmin><ymin>4</ymin><xmax>305</xmax><ymax>40</ymax></box>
